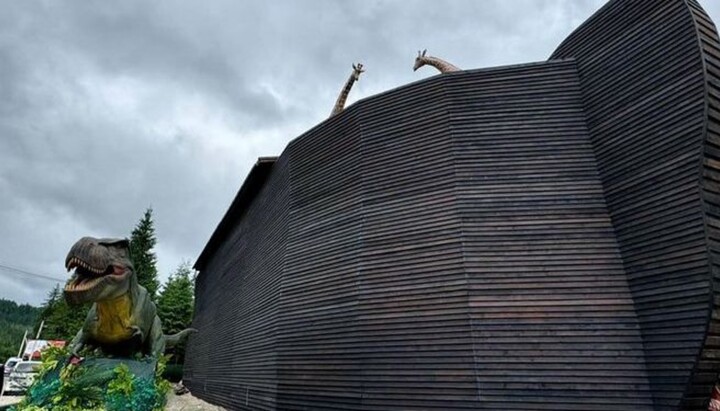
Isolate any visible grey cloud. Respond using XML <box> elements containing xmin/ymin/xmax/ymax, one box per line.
<box><xmin>0</xmin><ymin>1</ymin><xmax>718</xmax><ymax>306</ymax></box>
<box><xmin>3</xmin><ymin>2</ymin><xmax>288</xmax><ymax>127</ymax></box>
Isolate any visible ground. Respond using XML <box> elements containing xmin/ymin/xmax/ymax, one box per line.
<box><xmin>165</xmin><ymin>391</ymin><xmax>226</xmax><ymax>411</ymax></box>
<box><xmin>0</xmin><ymin>395</ymin><xmax>21</xmax><ymax>408</ymax></box>
<box><xmin>0</xmin><ymin>392</ymin><xmax>224</xmax><ymax>410</ymax></box>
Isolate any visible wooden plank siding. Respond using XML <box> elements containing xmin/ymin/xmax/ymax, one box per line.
<box><xmin>551</xmin><ymin>0</ymin><xmax>720</xmax><ymax>409</ymax></box>
<box><xmin>685</xmin><ymin>0</ymin><xmax>720</xmax><ymax>409</ymax></box>
<box><xmin>447</xmin><ymin>61</ymin><xmax>653</xmax><ymax>410</ymax></box>
<box><xmin>185</xmin><ymin>60</ymin><xmax>652</xmax><ymax>410</ymax></box>
<box><xmin>185</xmin><ymin>156</ymin><xmax>288</xmax><ymax>410</ymax></box>
<box><xmin>185</xmin><ymin>0</ymin><xmax>720</xmax><ymax>409</ymax></box>
<box><xmin>355</xmin><ymin>75</ymin><xmax>476</xmax><ymax>410</ymax></box>
<box><xmin>277</xmin><ymin>110</ymin><xmax>364</xmax><ymax>410</ymax></box>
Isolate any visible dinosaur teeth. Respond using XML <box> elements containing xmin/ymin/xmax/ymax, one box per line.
<box><xmin>77</xmin><ymin>276</ymin><xmax>102</xmax><ymax>290</ymax></box>
<box><xmin>67</xmin><ymin>257</ymin><xmax>78</xmax><ymax>271</ymax></box>
<box><xmin>70</xmin><ymin>257</ymin><xmax>83</xmax><ymax>270</ymax></box>
<box><xmin>66</xmin><ymin>256</ymin><xmax>108</xmax><ymax>277</ymax></box>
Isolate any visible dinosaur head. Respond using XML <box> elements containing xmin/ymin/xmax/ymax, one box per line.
<box><xmin>63</xmin><ymin>237</ymin><xmax>134</xmax><ymax>305</ymax></box>
<box><xmin>413</xmin><ymin>49</ymin><xmax>428</xmax><ymax>72</ymax></box>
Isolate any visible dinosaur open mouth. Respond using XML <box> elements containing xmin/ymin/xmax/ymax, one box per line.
<box><xmin>65</xmin><ymin>257</ymin><xmax>122</xmax><ymax>293</ymax></box>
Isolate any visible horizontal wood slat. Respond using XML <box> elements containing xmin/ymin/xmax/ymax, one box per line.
<box><xmin>185</xmin><ymin>156</ymin><xmax>288</xmax><ymax>410</ymax></box>
<box><xmin>446</xmin><ymin>61</ymin><xmax>653</xmax><ymax>409</ymax></box>
<box><xmin>552</xmin><ymin>0</ymin><xmax>719</xmax><ymax>409</ymax></box>
<box><xmin>685</xmin><ymin>0</ymin><xmax>720</xmax><ymax>409</ymax></box>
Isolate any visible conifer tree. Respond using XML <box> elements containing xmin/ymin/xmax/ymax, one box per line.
<box><xmin>157</xmin><ymin>262</ymin><xmax>195</xmax><ymax>364</ymax></box>
<box><xmin>130</xmin><ymin>208</ymin><xmax>160</xmax><ymax>300</ymax></box>
<box><xmin>0</xmin><ymin>299</ymin><xmax>40</xmax><ymax>362</ymax></box>
<box><xmin>35</xmin><ymin>285</ymin><xmax>89</xmax><ymax>341</ymax></box>
<box><xmin>157</xmin><ymin>262</ymin><xmax>195</xmax><ymax>335</ymax></box>
<box><xmin>36</xmin><ymin>285</ymin><xmax>61</xmax><ymax>330</ymax></box>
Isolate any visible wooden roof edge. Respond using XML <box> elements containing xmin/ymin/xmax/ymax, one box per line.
<box><xmin>194</xmin><ymin>156</ymin><xmax>279</xmax><ymax>273</ymax></box>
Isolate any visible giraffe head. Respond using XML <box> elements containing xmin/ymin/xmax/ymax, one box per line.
<box><xmin>413</xmin><ymin>49</ymin><xmax>428</xmax><ymax>71</ymax></box>
<box><xmin>352</xmin><ymin>63</ymin><xmax>365</xmax><ymax>81</ymax></box>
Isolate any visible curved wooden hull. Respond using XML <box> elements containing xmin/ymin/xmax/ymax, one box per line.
<box><xmin>185</xmin><ymin>1</ymin><xmax>720</xmax><ymax>409</ymax></box>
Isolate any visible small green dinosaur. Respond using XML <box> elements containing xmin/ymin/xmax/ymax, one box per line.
<box><xmin>63</xmin><ymin>237</ymin><xmax>195</xmax><ymax>358</ymax></box>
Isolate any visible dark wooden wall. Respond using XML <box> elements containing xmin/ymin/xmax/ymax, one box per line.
<box><xmin>688</xmin><ymin>0</ymin><xmax>720</xmax><ymax>408</ymax></box>
<box><xmin>185</xmin><ymin>156</ymin><xmax>289</xmax><ymax>410</ymax></box>
<box><xmin>448</xmin><ymin>61</ymin><xmax>653</xmax><ymax>409</ymax></box>
<box><xmin>186</xmin><ymin>0</ymin><xmax>720</xmax><ymax>409</ymax></box>
<box><xmin>354</xmin><ymin>71</ymin><xmax>474</xmax><ymax>410</ymax></box>
<box><xmin>551</xmin><ymin>0</ymin><xmax>720</xmax><ymax>409</ymax></box>
<box><xmin>186</xmin><ymin>60</ymin><xmax>654</xmax><ymax>410</ymax></box>
<box><xmin>277</xmin><ymin>109</ymin><xmax>364</xmax><ymax>409</ymax></box>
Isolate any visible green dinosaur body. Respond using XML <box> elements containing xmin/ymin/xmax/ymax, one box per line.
<box><xmin>63</xmin><ymin>237</ymin><xmax>193</xmax><ymax>357</ymax></box>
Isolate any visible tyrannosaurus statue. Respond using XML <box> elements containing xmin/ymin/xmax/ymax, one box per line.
<box><xmin>63</xmin><ymin>236</ymin><xmax>194</xmax><ymax>358</ymax></box>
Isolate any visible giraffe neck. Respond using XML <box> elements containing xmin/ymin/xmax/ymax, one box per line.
<box><xmin>331</xmin><ymin>74</ymin><xmax>357</xmax><ymax>116</ymax></box>
<box><xmin>422</xmin><ymin>56</ymin><xmax>460</xmax><ymax>73</ymax></box>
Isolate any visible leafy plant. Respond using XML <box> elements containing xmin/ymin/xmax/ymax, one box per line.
<box><xmin>107</xmin><ymin>364</ymin><xmax>134</xmax><ymax>397</ymax></box>
<box><xmin>154</xmin><ymin>354</ymin><xmax>172</xmax><ymax>400</ymax></box>
<box><xmin>12</xmin><ymin>350</ymin><xmax>171</xmax><ymax>411</ymax></box>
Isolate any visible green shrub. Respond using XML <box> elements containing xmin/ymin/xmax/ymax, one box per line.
<box><xmin>12</xmin><ymin>347</ymin><xmax>170</xmax><ymax>411</ymax></box>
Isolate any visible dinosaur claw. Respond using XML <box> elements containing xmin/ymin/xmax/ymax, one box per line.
<box><xmin>130</xmin><ymin>325</ymin><xmax>144</xmax><ymax>340</ymax></box>
<box><xmin>68</xmin><ymin>354</ymin><xmax>84</xmax><ymax>365</ymax></box>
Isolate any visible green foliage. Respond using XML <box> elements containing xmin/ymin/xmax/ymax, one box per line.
<box><xmin>154</xmin><ymin>354</ymin><xmax>172</xmax><ymax>399</ymax></box>
<box><xmin>157</xmin><ymin>262</ymin><xmax>195</xmax><ymax>364</ymax></box>
<box><xmin>34</xmin><ymin>345</ymin><xmax>65</xmax><ymax>381</ymax></box>
<box><xmin>51</xmin><ymin>363</ymin><xmax>105</xmax><ymax>410</ymax></box>
<box><xmin>107</xmin><ymin>364</ymin><xmax>133</xmax><ymax>397</ymax></box>
<box><xmin>157</xmin><ymin>262</ymin><xmax>195</xmax><ymax>335</ymax></box>
<box><xmin>0</xmin><ymin>298</ymin><xmax>40</xmax><ymax>363</ymax></box>
<box><xmin>0</xmin><ymin>298</ymin><xmax>40</xmax><ymax>324</ymax></box>
<box><xmin>0</xmin><ymin>320</ymin><xmax>29</xmax><ymax>362</ymax></box>
<box><xmin>104</xmin><ymin>355</ymin><xmax>169</xmax><ymax>411</ymax></box>
<box><xmin>15</xmin><ymin>346</ymin><xmax>104</xmax><ymax>411</ymax></box>
<box><xmin>13</xmin><ymin>347</ymin><xmax>169</xmax><ymax>411</ymax></box>
<box><xmin>33</xmin><ymin>285</ymin><xmax>90</xmax><ymax>342</ymax></box>
<box><xmin>130</xmin><ymin>208</ymin><xmax>160</xmax><ymax>300</ymax></box>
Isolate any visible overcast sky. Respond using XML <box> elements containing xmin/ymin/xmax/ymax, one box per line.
<box><xmin>1</xmin><ymin>0</ymin><xmax>719</xmax><ymax>306</ymax></box>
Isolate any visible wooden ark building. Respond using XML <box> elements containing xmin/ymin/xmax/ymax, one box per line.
<box><xmin>184</xmin><ymin>0</ymin><xmax>720</xmax><ymax>409</ymax></box>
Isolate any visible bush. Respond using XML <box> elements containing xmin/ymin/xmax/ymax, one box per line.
<box><xmin>12</xmin><ymin>347</ymin><xmax>170</xmax><ymax>411</ymax></box>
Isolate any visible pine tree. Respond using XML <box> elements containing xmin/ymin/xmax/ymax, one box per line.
<box><xmin>157</xmin><ymin>262</ymin><xmax>195</xmax><ymax>336</ymax></box>
<box><xmin>34</xmin><ymin>285</ymin><xmax>90</xmax><ymax>342</ymax></box>
<box><xmin>0</xmin><ymin>299</ymin><xmax>40</xmax><ymax>362</ymax></box>
<box><xmin>157</xmin><ymin>262</ymin><xmax>195</xmax><ymax>364</ymax></box>
<box><xmin>35</xmin><ymin>285</ymin><xmax>61</xmax><ymax>331</ymax></box>
<box><xmin>130</xmin><ymin>207</ymin><xmax>160</xmax><ymax>300</ymax></box>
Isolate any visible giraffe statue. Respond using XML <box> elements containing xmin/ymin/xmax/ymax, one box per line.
<box><xmin>413</xmin><ymin>49</ymin><xmax>460</xmax><ymax>73</ymax></box>
<box><xmin>330</xmin><ymin>63</ymin><xmax>365</xmax><ymax>117</ymax></box>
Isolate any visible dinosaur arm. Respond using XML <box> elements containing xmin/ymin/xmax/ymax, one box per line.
<box><xmin>71</xmin><ymin>304</ymin><xmax>100</xmax><ymax>354</ymax></box>
<box><xmin>69</xmin><ymin>329</ymin><xmax>85</xmax><ymax>356</ymax></box>
<box><xmin>129</xmin><ymin>285</ymin><xmax>157</xmax><ymax>340</ymax></box>
<box><xmin>148</xmin><ymin>316</ymin><xmax>166</xmax><ymax>358</ymax></box>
